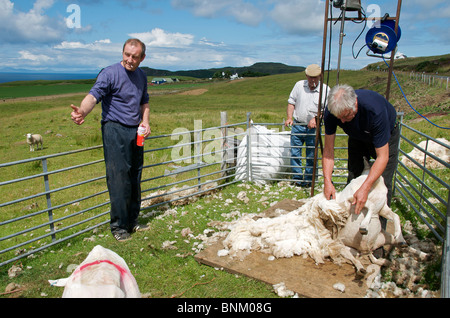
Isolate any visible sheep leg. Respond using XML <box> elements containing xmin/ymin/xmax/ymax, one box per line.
<box><xmin>404</xmin><ymin>246</ymin><xmax>430</xmax><ymax>261</ymax></box>
<box><xmin>359</xmin><ymin>208</ymin><xmax>373</xmax><ymax>235</ymax></box>
<box><xmin>368</xmin><ymin>252</ymin><xmax>390</xmax><ymax>267</ymax></box>
<box><xmin>365</xmin><ymin>264</ymin><xmax>381</xmax><ymax>288</ymax></box>
<box><xmin>379</xmin><ymin>205</ymin><xmax>407</xmax><ymax>246</ymax></box>
<box><xmin>340</xmin><ymin>246</ymin><xmax>366</xmax><ymax>276</ymax></box>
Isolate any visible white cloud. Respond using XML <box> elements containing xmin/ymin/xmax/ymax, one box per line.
<box><xmin>269</xmin><ymin>0</ymin><xmax>324</xmax><ymax>35</ymax></box>
<box><xmin>229</xmin><ymin>2</ymin><xmax>264</xmax><ymax>26</ymax></box>
<box><xmin>130</xmin><ymin>28</ymin><xmax>194</xmax><ymax>48</ymax></box>
<box><xmin>19</xmin><ymin>50</ymin><xmax>53</xmax><ymax>63</ymax></box>
<box><xmin>54</xmin><ymin>39</ymin><xmax>114</xmax><ymax>50</ymax></box>
<box><xmin>171</xmin><ymin>0</ymin><xmax>264</xmax><ymax>26</ymax></box>
<box><xmin>0</xmin><ymin>0</ymin><xmax>65</xmax><ymax>43</ymax></box>
<box><xmin>199</xmin><ymin>37</ymin><xmax>226</xmax><ymax>47</ymax></box>
<box><xmin>171</xmin><ymin>0</ymin><xmax>231</xmax><ymax>18</ymax></box>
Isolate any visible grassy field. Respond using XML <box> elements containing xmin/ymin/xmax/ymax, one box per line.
<box><xmin>0</xmin><ymin>68</ymin><xmax>449</xmax><ymax>298</ymax></box>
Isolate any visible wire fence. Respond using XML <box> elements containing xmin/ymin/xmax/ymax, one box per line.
<box><xmin>409</xmin><ymin>71</ymin><xmax>450</xmax><ymax>90</ymax></box>
<box><xmin>1</xmin><ymin>112</ymin><xmax>449</xmax><ymax>296</ymax></box>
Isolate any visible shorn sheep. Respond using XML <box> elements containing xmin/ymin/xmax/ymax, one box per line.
<box><xmin>26</xmin><ymin>133</ymin><xmax>43</xmax><ymax>151</ymax></box>
<box><xmin>401</xmin><ymin>138</ymin><xmax>450</xmax><ymax>169</ymax></box>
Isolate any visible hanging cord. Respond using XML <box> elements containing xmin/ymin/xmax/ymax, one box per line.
<box><xmin>383</xmin><ymin>57</ymin><xmax>450</xmax><ymax>130</ymax></box>
<box><xmin>351</xmin><ymin>8</ymin><xmax>368</xmax><ymax>59</ymax></box>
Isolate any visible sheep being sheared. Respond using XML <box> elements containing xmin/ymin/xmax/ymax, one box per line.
<box><xmin>335</xmin><ymin>171</ymin><xmax>404</xmax><ymax>240</ymax></box>
<box><xmin>219</xmin><ymin>175</ymin><xmax>412</xmax><ymax>277</ymax></box>
<box><xmin>333</xmin><ymin>199</ymin><xmax>406</xmax><ymax>276</ymax></box>
<box><xmin>26</xmin><ymin>133</ymin><xmax>43</xmax><ymax>151</ymax></box>
<box><xmin>329</xmin><ymin>173</ymin><xmax>428</xmax><ymax>277</ymax></box>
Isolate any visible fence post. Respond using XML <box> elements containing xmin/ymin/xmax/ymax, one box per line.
<box><xmin>194</xmin><ymin>120</ymin><xmax>202</xmax><ymax>191</ymax></box>
<box><xmin>42</xmin><ymin>159</ymin><xmax>56</xmax><ymax>241</ymax></box>
<box><xmin>246</xmin><ymin>112</ymin><xmax>252</xmax><ymax>182</ymax></box>
<box><xmin>221</xmin><ymin>111</ymin><xmax>228</xmax><ymax>178</ymax></box>
<box><xmin>442</xmin><ymin>190</ymin><xmax>450</xmax><ymax>298</ymax></box>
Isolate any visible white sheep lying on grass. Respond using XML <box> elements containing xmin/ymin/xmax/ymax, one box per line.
<box><xmin>26</xmin><ymin>133</ymin><xmax>43</xmax><ymax>151</ymax></box>
<box><xmin>401</xmin><ymin>138</ymin><xmax>450</xmax><ymax>169</ymax></box>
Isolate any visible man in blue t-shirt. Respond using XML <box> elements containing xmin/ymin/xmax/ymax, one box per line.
<box><xmin>70</xmin><ymin>38</ymin><xmax>151</xmax><ymax>241</ymax></box>
<box><xmin>323</xmin><ymin>84</ymin><xmax>400</xmax><ymax>215</ymax></box>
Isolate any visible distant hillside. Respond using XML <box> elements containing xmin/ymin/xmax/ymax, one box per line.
<box><xmin>365</xmin><ymin>53</ymin><xmax>450</xmax><ymax>75</ymax></box>
<box><xmin>141</xmin><ymin>62</ymin><xmax>305</xmax><ymax>79</ymax></box>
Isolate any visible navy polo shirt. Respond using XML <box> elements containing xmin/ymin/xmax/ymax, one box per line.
<box><xmin>89</xmin><ymin>62</ymin><xmax>150</xmax><ymax>127</ymax></box>
<box><xmin>324</xmin><ymin>89</ymin><xmax>397</xmax><ymax>148</ymax></box>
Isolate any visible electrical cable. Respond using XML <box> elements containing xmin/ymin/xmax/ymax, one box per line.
<box><xmin>351</xmin><ymin>7</ymin><xmax>367</xmax><ymax>59</ymax></box>
<box><xmin>383</xmin><ymin>57</ymin><xmax>450</xmax><ymax>130</ymax></box>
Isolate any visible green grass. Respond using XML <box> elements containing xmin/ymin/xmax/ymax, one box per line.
<box><xmin>1</xmin><ymin>182</ymin><xmax>304</xmax><ymax>298</ymax></box>
<box><xmin>366</xmin><ymin>53</ymin><xmax>450</xmax><ymax>75</ymax></box>
<box><xmin>0</xmin><ymin>79</ymin><xmax>97</xmax><ymax>99</ymax></box>
<box><xmin>0</xmin><ymin>69</ymin><xmax>449</xmax><ymax>298</ymax></box>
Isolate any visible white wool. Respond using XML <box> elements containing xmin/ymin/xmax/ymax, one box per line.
<box><xmin>222</xmin><ymin>193</ymin><xmax>347</xmax><ymax>264</ymax></box>
<box><xmin>273</xmin><ymin>282</ymin><xmax>295</xmax><ymax>298</ymax></box>
<box><xmin>217</xmin><ymin>249</ymin><xmax>229</xmax><ymax>257</ymax></box>
<box><xmin>401</xmin><ymin>138</ymin><xmax>450</xmax><ymax>169</ymax></box>
<box><xmin>333</xmin><ymin>283</ymin><xmax>346</xmax><ymax>293</ymax></box>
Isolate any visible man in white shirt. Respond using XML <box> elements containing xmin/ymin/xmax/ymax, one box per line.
<box><xmin>285</xmin><ymin>64</ymin><xmax>329</xmax><ymax>187</ymax></box>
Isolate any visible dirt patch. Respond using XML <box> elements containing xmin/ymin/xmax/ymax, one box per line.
<box><xmin>195</xmin><ymin>199</ymin><xmax>369</xmax><ymax>298</ymax></box>
<box><xmin>178</xmin><ymin>88</ymin><xmax>208</xmax><ymax>96</ymax></box>
<box><xmin>0</xmin><ymin>92</ymin><xmax>86</xmax><ymax>103</ymax></box>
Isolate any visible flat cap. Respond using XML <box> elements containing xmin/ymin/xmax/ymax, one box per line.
<box><xmin>305</xmin><ymin>64</ymin><xmax>321</xmax><ymax>77</ymax></box>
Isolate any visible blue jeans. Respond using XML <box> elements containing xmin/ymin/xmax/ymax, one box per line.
<box><xmin>290</xmin><ymin>124</ymin><xmax>316</xmax><ymax>183</ymax></box>
<box><xmin>102</xmin><ymin>121</ymin><xmax>144</xmax><ymax>234</ymax></box>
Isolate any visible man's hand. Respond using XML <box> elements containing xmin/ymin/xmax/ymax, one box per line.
<box><xmin>324</xmin><ymin>181</ymin><xmax>336</xmax><ymax>200</ymax></box>
<box><xmin>70</xmin><ymin>104</ymin><xmax>86</xmax><ymax>125</ymax></box>
<box><xmin>284</xmin><ymin>118</ymin><xmax>293</xmax><ymax>127</ymax></box>
<box><xmin>352</xmin><ymin>186</ymin><xmax>369</xmax><ymax>214</ymax></box>
<box><xmin>307</xmin><ymin>117</ymin><xmax>317</xmax><ymax>129</ymax></box>
<box><xmin>140</xmin><ymin>123</ymin><xmax>151</xmax><ymax>138</ymax></box>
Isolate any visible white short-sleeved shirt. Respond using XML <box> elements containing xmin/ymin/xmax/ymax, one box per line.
<box><xmin>288</xmin><ymin>80</ymin><xmax>329</xmax><ymax>125</ymax></box>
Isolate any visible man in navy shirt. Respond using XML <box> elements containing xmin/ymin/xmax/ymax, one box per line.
<box><xmin>70</xmin><ymin>38</ymin><xmax>151</xmax><ymax>241</ymax></box>
<box><xmin>323</xmin><ymin>84</ymin><xmax>400</xmax><ymax>214</ymax></box>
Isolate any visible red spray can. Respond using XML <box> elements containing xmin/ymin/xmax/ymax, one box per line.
<box><xmin>137</xmin><ymin>126</ymin><xmax>146</xmax><ymax>147</ymax></box>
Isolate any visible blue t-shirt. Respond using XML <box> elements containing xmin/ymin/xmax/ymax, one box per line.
<box><xmin>89</xmin><ymin>62</ymin><xmax>150</xmax><ymax>126</ymax></box>
<box><xmin>324</xmin><ymin>89</ymin><xmax>396</xmax><ymax>148</ymax></box>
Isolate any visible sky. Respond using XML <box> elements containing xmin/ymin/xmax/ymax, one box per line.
<box><xmin>1</xmin><ymin>0</ymin><xmax>449</xmax><ymax>74</ymax></box>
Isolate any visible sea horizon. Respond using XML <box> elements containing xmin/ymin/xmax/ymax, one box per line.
<box><xmin>0</xmin><ymin>72</ymin><xmax>98</xmax><ymax>84</ymax></box>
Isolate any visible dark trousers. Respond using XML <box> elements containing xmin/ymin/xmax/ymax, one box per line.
<box><xmin>102</xmin><ymin>121</ymin><xmax>143</xmax><ymax>234</ymax></box>
<box><xmin>347</xmin><ymin>124</ymin><xmax>400</xmax><ymax>206</ymax></box>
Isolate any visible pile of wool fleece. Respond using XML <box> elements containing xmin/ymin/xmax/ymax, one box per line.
<box><xmin>221</xmin><ymin>193</ymin><xmax>349</xmax><ymax>264</ymax></box>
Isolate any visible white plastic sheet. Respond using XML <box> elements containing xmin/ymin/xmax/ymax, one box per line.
<box><xmin>50</xmin><ymin>245</ymin><xmax>141</xmax><ymax>298</ymax></box>
<box><xmin>235</xmin><ymin>125</ymin><xmax>291</xmax><ymax>184</ymax></box>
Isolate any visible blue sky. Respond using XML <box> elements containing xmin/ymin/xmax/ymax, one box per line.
<box><xmin>1</xmin><ymin>0</ymin><xmax>449</xmax><ymax>73</ymax></box>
